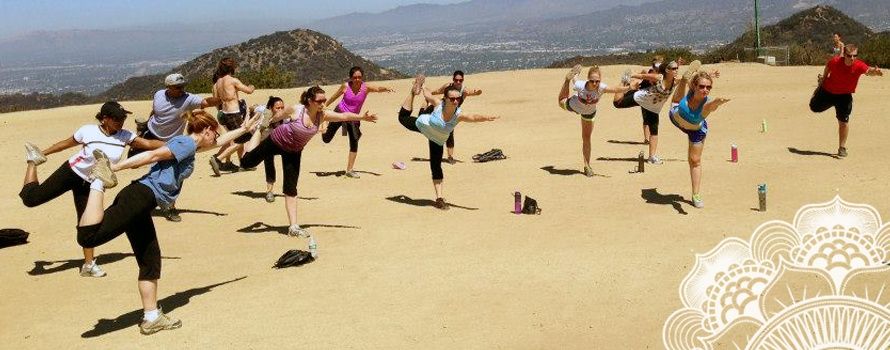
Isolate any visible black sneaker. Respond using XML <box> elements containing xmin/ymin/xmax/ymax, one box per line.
<box><xmin>838</xmin><ymin>147</ymin><xmax>848</xmax><ymax>158</ymax></box>
<box><xmin>220</xmin><ymin>161</ymin><xmax>240</xmax><ymax>172</ymax></box>
<box><xmin>163</xmin><ymin>207</ymin><xmax>182</xmax><ymax>222</ymax></box>
<box><xmin>434</xmin><ymin>198</ymin><xmax>449</xmax><ymax>211</ymax></box>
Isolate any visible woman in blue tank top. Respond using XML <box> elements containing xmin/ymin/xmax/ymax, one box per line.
<box><xmin>668</xmin><ymin>71</ymin><xmax>730</xmax><ymax>209</ymax></box>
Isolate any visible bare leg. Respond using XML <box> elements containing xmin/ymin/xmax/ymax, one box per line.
<box><xmin>83</xmin><ymin>248</ymin><xmax>95</xmax><ymax>262</ymax></box>
<box><xmin>559</xmin><ymin>76</ymin><xmax>572</xmax><ymax>102</ymax></box>
<box><xmin>643</xmin><ymin>125</ymin><xmax>651</xmax><ymax>143</ymax></box>
<box><xmin>433</xmin><ymin>179</ymin><xmax>443</xmax><ymax>200</ymax></box>
<box><xmin>689</xmin><ymin>143</ymin><xmax>704</xmax><ymax>197</ymax></box>
<box><xmin>266</xmin><ymin>182</ymin><xmax>274</xmax><ymax>193</ymax></box>
<box><xmin>581</xmin><ymin>120</ymin><xmax>594</xmax><ymax>166</ymax></box>
<box><xmin>138</xmin><ymin>280</ymin><xmax>159</xmax><ymax>312</ymax></box>
<box><xmin>23</xmin><ymin>163</ymin><xmax>38</xmax><ymax>185</ymax></box>
<box><xmin>79</xmin><ymin>189</ymin><xmax>106</xmax><ymax>226</ymax></box>
<box><xmin>217</xmin><ymin>143</ymin><xmax>241</xmax><ymax>160</ymax></box>
<box><xmin>284</xmin><ymin>195</ymin><xmax>298</xmax><ymax>226</ymax></box>
<box><xmin>838</xmin><ymin>121</ymin><xmax>848</xmax><ymax>149</ymax></box>
<box><xmin>244</xmin><ymin>126</ymin><xmax>264</xmax><ymax>153</ymax></box>
<box><xmin>649</xmin><ymin>135</ymin><xmax>658</xmax><ymax>158</ymax></box>
<box><xmin>346</xmin><ymin>152</ymin><xmax>357</xmax><ymax>172</ymax></box>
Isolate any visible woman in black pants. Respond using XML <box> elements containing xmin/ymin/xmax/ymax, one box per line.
<box><xmin>77</xmin><ymin>109</ymin><xmax>257</xmax><ymax>335</ymax></box>
<box><xmin>20</xmin><ymin>101</ymin><xmax>162</xmax><ymax>277</ymax></box>
<box><xmin>259</xmin><ymin>96</ymin><xmax>285</xmax><ymax>202</ymax></box>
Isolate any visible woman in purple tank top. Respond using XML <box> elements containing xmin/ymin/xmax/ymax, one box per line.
<box><xmin>321</xmin><ymin>66</ymin><xmax>394</xmax><ymax>178</ymax></box>
<box><xmin>240</xmin><ymin>86</ymin><xmax>378</xmax><ymax>237</ymax></box>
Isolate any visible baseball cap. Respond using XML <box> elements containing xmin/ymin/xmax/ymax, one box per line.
<box><xmin>165</xmin><ymin>73</ymin><xmax>187</xmax><ymax>86</ymax></box>
<box><xmin>100</xmin><ymin>101</ymin><xmax>132</xmax><ymax>120</ymax></box>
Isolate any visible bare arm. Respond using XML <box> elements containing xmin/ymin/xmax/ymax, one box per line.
<box><xmin>866</xmin><ymin>66</ymin><xmax>883</xmax><ymax>77</ymax></box>
<box><xmin>42</xmin><ymin>137</ymin><xmax>80</xmax><ymax>156</ymax></box>
<box><xmin>603</xmin><ymin>86</ymin><xmax>630</xmax><ymax>94</ymax></box>
<box><xmin>671</xmin><ymin>79</ymin><xmax>689</xmax><ymax>104</ymax></box>
<box><xmin>233</xmin><ymin>78</ymin><xmax>255</xmax><ymax>94</ymax></box>
<box><xmin>200</xmin><ymin>97</ymin><xmax>221</xmax><ymax>109</ymax></box>
<box><xmin>113</xmin><ymin>147</ymin><xmax>174</xmax><ymax>171</ymax></box>
<box><xmin>270</xmin><ymin>105</ymin><xmax>297</xmax><ymax>124</ymax></box>
<box><xmin>464</xmin><ymin>88</ymin><xmax>482</xmax><ymax>96</ymax></box>
<box><xmin>420</xmin><ymin>88</ymin><xmax>439</xmax><ymax>106</ymax></box>
<box><xmin>366</xmin><ymin>84</ymin><xmax>395</xmax><ymax>93</ymax></box>
<box><xmin>632</xmin><ymin>73</ymin><xmax>662</xmax><ymax>82</ymax></box>
<box><xmin>322</xmin><ymin>110</ymin><xmax>378</xmax><ymax>123</ymax></box>
<box><xmin>430</xmin><ymin>83</ymin><xmax>450</xmax><ymax>95</ymax></box>
<box><xmin>208</xmin><ymin>113</ymin><xmax>260</xmax><ymax>151</ymax></box>
<box><xmin>820</xmin><ymin>62</ymin><xmax>831</xmax><ymax>86</ymax></box>
<box><xmin>130</xmin><ymin>137</ymin><xmax>165</xmax><ymax>150</ymax></box>
<box><xmin>458</xmin><ymin>113</ymin><xmax>499</xmax><ymax>123</ymax></box>
<box><xmin>325</xmin><ymin>83</ymin><xmax>347</xmax><ymax>108</ymax></box>
<box><xmin>702</xmin><ymin>98</ymin><xmax>730</xmax><ymax>118</ymax></box>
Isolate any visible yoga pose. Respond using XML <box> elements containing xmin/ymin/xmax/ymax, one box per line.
<box><xmin>810</xmin><ymin>43</ymin><xmax>882</xmax><ymax>157</ymax></box>
<box><xmin>260</xmin><ymin>96</ymin><xmax>286</xmax><ymax>202</ymax></box>
<box><xmin>558</xmin><ymin>65</ymin><xmax>630</xmax><ymax>176</ymax></box>
<box><xmin>667</xmin><ymin>71</ymin><xmax>730</xmax><ymax>208</ymax></box>
<box><xmin>397</xmin><ymin>75</ymin><xmax>498</xmax><ymax>210</ymax></box>
<box><xmin>130</xmin><ymin>73</ymin><xmax>220</xmax><ymax>222</ymax></box>
<box><xmin>431</xmin><ymin>70</ymin><xmax>483</xmax><ymax>163</ymax></box>
<box><xmin>209</xmin><ymin>57</ymin><xmax>256</xmax><ymax>175</ymax></box>
<box><xmin>76</xmin><ymin>109</ymin><xmax>258</xmax><ymax>335</ymax></box>
<box><xmin>241</xmin><ymin>86</ymin><xmax>378</xmax><ymax>235</ymax></box>
<box><xmin>321</xmin><ymin>66</ymin><xmax>394</xmax><ymax>178</ymax></box>
<box><xmin>20</xmin><ymin>101</ymin><xmax>163</xmax><ymax>277</ymax></box>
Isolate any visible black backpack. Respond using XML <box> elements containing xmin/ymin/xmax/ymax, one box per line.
<box><xmin>0</xmin><ymin>229</ymin><xmax>29</xmax><ymax>248</ymax></box>
<box><xmin>522</xmin><ymin>196</ymin><xmax>542</xmax><ymax>215</ymax></box>
<box><xmin>273</xmin><ymin>249</ymin><xmax>315</xmax><ymax>269</ymax></box>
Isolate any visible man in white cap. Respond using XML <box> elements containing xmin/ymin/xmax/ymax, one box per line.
<box><xmin>130</xmin><ymin>73</ymin><xmax>219</xmax><ymax>222</ymax></box>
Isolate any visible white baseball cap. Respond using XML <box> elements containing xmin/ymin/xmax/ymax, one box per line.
<box><xmin>164</xmin><ymin>73</ymin><xmax>187</xmax><ymax>86</ymax></box>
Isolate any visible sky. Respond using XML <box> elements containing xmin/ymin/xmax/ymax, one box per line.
<box><xmin>0</xmin><ymin>0</ymin><xmax>463</xmax><ymax>39</ymax></box>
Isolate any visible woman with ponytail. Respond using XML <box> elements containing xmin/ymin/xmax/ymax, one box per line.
<box><xmin>242</xmin><ymin>86</ymin><xmax>378</xmax><ymax>236</ymax></box>
<box><xmin>75</xmin><ymin>109</ymin><xmax>259</xmax><ymax>335</ymax></box>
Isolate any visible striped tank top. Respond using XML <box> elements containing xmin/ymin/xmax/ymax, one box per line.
<box><xmin>270</xmin><ymin>104</ymin><xmax>320</xmax><ymax>152</ymax></box>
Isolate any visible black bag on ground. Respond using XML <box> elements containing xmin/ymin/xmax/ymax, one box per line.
<box><xmin>273</xmin><ymin>249</ymin><xmax>315</xmax><ymax>269</ymax></box>
<box><xmin>0</xmin><ymin>229</ymin><xmax>29</xmax><ymax>248</ymax></box>
<box><xmin>521</xmin><ymin>196</ymin><xmax>542</xmax><ymax>215</ymax></box>
<box><xmin>473</xmin><ymin>148</ymin><xmax>507</xmax><ymax>163</ymax></box>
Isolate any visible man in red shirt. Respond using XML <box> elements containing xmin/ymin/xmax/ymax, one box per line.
<box><xmin>810</xmin><ymin>44</ymin><xmax>882</xmax><ymax>157</ymax></box>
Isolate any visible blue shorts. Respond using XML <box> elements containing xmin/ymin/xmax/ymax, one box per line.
<box><xmin>669</xmin><ymin>108</ymin><xmax>708</xmax><ymax>144</ymax></box>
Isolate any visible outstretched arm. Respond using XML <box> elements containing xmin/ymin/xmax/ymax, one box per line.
<box><xmin>366</xmin><ymin>84</ymin><xmax>395</xmax><ymax>93</ymax></box>
<box><xmin>200</xmin><ymin>96</ymin><xmax>221</xmax><ymax>109</ymax></box>
<box><xmin>208</xmin><ymin>113</ymin><xmax>260</xmax><ymax>151</ymax></box>
<box><xmin>42</xmin><ymin>137</ymin><xmax>79</xmax><ymax>156</ymax></box>
<box><xmin>458</xmin><ymin>113</ymin><xmax>499</xmax><ymax>123</ymax></box>
<box><xmin>866</xmin><ymin>66</ymin><xmax>883</xmax><ymax>77</ymax></box>
<box><xmin>633</xmin><ymin>73</ymin><xmax>662</xmax><ymax>82</ymax></box>
<box><xmin>322</xmin><ymin>110</ymin><xmax>378</xmax><ymax>123</ymax></box>
<box><xmin>671</xmin><ymin>79</ymin><xmax>689</xmax><ymax>104</ymax></box>
<box><xmin>464</xmin><ymin>88</ymin><xmax>482</xmax><ymax>96</ymax></box>
<box><xmin>233</xmin><ymin>78</ymin><xmax>255</xmax><ymax>94</ymax></box>
<box><xmin>270</xmin><ymin>105</ymin><xmax>297</xmax><ymax>124</ymax></box>
<box><xmin>603</xmin><ymin>86</ymin><xmax>630</xmax><ymax>94</ymax></box>
<box><xmin>430</xmin><ymin>82</ymin><xmax>450</xmax><ymax>95</ymax></box>
<box><xmin>702</xmin><ymin>98</ymin><xmax>730</xmax><ymax>118</ymax></box>
<box><xmin>325</xmin><ymin>83</ymin><xmax>347</xmax><ymax>108</ymax></box>
<box><xmin>114</xmin><ymin>147</ymin><xmax>174</xmax><ymax>171</ymax></box>
<box><xmin>420</xmin><ymin>88</ymin><xmax>439</xmax><ymax>106</ymax></box>
<box><xmin>130</xmin><ymin>137</ymin><xmax>165</xmax><ymax>150</ymax></box>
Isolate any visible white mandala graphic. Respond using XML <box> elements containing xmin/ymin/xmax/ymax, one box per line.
<box><xmin>663</xmin><ymin>196</ymin><xmax>890</xmax><ymax>350</ymax></box>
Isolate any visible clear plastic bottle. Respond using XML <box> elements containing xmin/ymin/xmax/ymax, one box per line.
<box><xmin>308</xmin><ymin>235</ymin><xmax>318</xmax><ymax>258</ymax></box>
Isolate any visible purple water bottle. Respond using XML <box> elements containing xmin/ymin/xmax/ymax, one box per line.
<box><xmin>514</xmin><ymin>191</ymin><xmax>522</xmax><ymax>214</ymax></box>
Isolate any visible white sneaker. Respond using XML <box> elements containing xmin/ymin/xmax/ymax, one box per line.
<box><xmin>583</xmin><ymin>165</ymin><xmax>595</xmax><ymax>177</ymax></box>
<box><xmin>692</xmin><ymin>194</ymin><xmax>704</xmax><ymax>209</ymax></box>
<box><xmin>25</xmin><ymin>142</ymin><xmax>46</xmax><ymax>165</ymax></box>
<box><xmin>647</xmin><ymin>156</ymin><xmax>663</xmax><ymax>165</ymax></box>
<box><xmin>620</xmin><ymin>69</ymin><xmax>632</xmax><ymax>86</ymax></box>
<box><xmin>288</xmin><ymin>224</ymin><xmax>309</xmax><ymax>238</ymax></box>
<box><xmin>80</xmin><ymin>259</ymin><xmax>107</xmax><ymax>277</ymax></box>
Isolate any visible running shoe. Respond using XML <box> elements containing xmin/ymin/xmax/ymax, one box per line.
<box><xmin>838</xmin><ymin>147</ymin><xmax>848</xmax><ymax>157</ymax></box>
<box><xmin>692</xmin><ymin>194</ymin><xmax>704</xmax><ymax>209</ymax></box>
<box><xmin>220</xmin><ymin>161</ymin><xmax>240</xmax><ymax>172</ymax></box>
<box><xmin>434</xmin><ymin>198</ymin><xmax>449</xmax><ymax>210</ymax></box>
<box><xmin>620</xmin><ymin>69</ymin><xmax>632</xmax><ymax>86</ymax></box>
<box><xmin>24</xmin><ymin>142</ymin><xmax>47</xmax><ymax>166</ymax></box>
<box><xmin>139</xmin><ymin>309</ymin><xmax>182</xmax><ymax>335</ymax></box>
<box><xmin>583</xmin><ymin>165</ymin><xmax>595</xmax><ymax>177</ymax></box>
<box><xmin>288</xmin><ymin>224</ymin><xmax>309</xmax><ymax>238</ymax></box>
<box><xmin>209</xmin><ymin>157</ymin><xmax>222</xmax><ymax>176</ymax></box>
<box><xmin>90</xmin><ymin>149</ymin><xmax>118</xmax><ymax>189</ymax></box>
<box><xmin>259</xmin><ymin>109</ymin><xmax>272</xmax><ymax>131</ymax></box>
<box><xmin>682</xmin><ymin>60</ymin><xmax>701</xmax><ymax>81</ymax></box>
<box><xmin>265</xmin><ymin>191</ymin><xmax>275</xmax><ymax>203</ymax></box>
<box><xmin>647</xmin><ymin>156</ymin><xmax>663</xmax><ymax>165</ymax></box>
<box><xmin>567</xmin><ymin>64</ymin><xmax>582</xmax><ymax>80</ymax></box>
<box><xmin>446</xmin><ymin>156</ymin><xmax>456</xmax><ymax>165</ymax></box>
<box><xmin>345</xmin><ymin>170</ymin><xmax>361</xmax><ymax>179</ymax></box>
<box><xmin>161</xmin><ymin>206</ymin><xmax>182</xmax><ymax>222</ymax></box>
<box><xmin>80</xmin><ymin>259</ymin><xmax>107</xmax><ymax>277</ymax></box>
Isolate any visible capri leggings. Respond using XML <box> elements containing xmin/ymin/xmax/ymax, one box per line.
<box><xmin>20</xmin><ymin>161</ymin><xmax>90</xmax><ymax>222</ymax></box>
<box><xmin>240</xmin><ymin>137</ymin><xmax>302</xmax><ymax>196</ymax></box>
<box><xmin>76</xmin><ymin>182</ymin><xmax>160</xmax><ymax>280</ymax></box>
<box><xmin>398</xmin><ymin>106</ymin><xmax>444</xmax><ymax>180</ymax></box>
<box><xmin>614</xmin><ymin>90</ymin><xmax>659</xmax><ymax>135</ymax></box>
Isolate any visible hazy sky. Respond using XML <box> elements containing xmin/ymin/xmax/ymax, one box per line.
<box><xmin>0</xmin><ymin>0</ymin><xmax>463</xmax><ymax>39</ymax></box>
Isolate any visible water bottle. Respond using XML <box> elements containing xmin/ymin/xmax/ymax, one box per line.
<box><xmin>514</xmin><ymin>191</ymin><xmax>522</xmax><ymax>214</ymax></box>
<box><xmin>308</xmin><ymin>235</ymin><xmax>318</xmax><ymax>258</ymax></box>
<box><xmin>637</xmin><ymin>151</ymin><xmax>645</xmax><ymax>173</ymax></box>
<box><xmin>731</xmin><ymin>144</ymin><xmax>739</xmax><ymax>163</ymax></box>
<box><xmin>757</xmin><ymin>184</ymin><xmax>767</xmax><ymax>211</ymax></box>
<box><xmin>761</xmin><ymin>119</ymin><xmax>768</xmax><ymax>133</ymax></box>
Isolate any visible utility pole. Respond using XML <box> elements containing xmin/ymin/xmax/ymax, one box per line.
<box><xmin>754</xmin><ymin>0</ymin><xmax>762</xmax><ymax>56</ymax></box>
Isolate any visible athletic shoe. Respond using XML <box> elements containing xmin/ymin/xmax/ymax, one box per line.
<box><xmin>692</xmin><ymin>194</ymin><xmax>704</xmax><ymax>209</ymax></box>
<box><xmin>259</xmin><ymin>109</ymin><xmax>272</xmax><ymax>131</ymax></box>
<box><xmin>647</xmin><ymin>156</ymin><xmax>663</xmax><ymax>165</ymax></box>
<box><xmin>208</xmin><ymin>157</ymin><xmax>222</xmax><ymax>176</ymax></box>
<box><xmin>288</xmin><ymin>225</ymin><xmax>309</xmax><ymax>238</ymax></box>
<box><xmin>135</xmin><ymin>117</ymin><xmax>149</xmax><ymax>133</ymax></box>
<box><xmin>24</xmin><ymin>142</ymin><xmax>47</xmax><ymax>166</ymax></box>
<box><xmin>412</xmin><ymin>74</ymin><xmax>425</xmax><ymax>95</ymax></box>
<box><xmin>220</xmin><ymin>161</ymin><xmax>240</xmax><ymax>172</ymax></box>
<box><xmin>620</xmin><ymin>69</ymin><xmax>632</xmax><ymax>86</ymax></box>
<box><xmin>584</xmin><ymin>165</ymin><xmax>595</xmax><ymax>177</ymax></box>
<box><xmin>162</xmin><ymin>207</ymin><xmax>182</xmax><ymax>222</ymax></box>
<box><xmin>567</xmin><ymin>64</ymin><xmax>582</xmax><ymax>80</ymax></box>
<box><xmin>265</xmin><ymin>191</ymin><xmax>275</xmax><ymax>203</ymax></box>
<box><xmin>446</xmin><ymin>156</ymin><xmax>456</xmax><ymax>165</ymax></box>
<box><xmin>139</xmin><ymin>309</ymin><xmax>182</xmax><ymax>335</ymax></box>
<box><xmin>434</xmin><ymin>198</ymin><xmax>450</xmax><ymax>211</ymax></box>
<box><xmin>90</xmin><ymin>149</ymin><xmax>118</xmax><ymax>189</ymax></box>
<box><xmin>80</xmin><ymin>259</ymin><xmax>107</xmax><ymax>277</ymax></box>
<box><xmin>345</xmin><ymin>170</ymin><xmax>361</xmax><ymax>179</ymax></box>
<box><xmin>838</xmin><ymin>147</ymin><xmax>848</xmax><ymax>157</ymax></box>
<box><xmin>682</xmin><ymin>60</ymin><xmax>701</xmax><ymax>81</ymax></box>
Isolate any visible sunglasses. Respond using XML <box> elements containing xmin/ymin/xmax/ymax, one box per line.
<box><xmin>351</xmin><ymin>75</ymin><xmax>363</xmax><ymax>80</ymax></box>
<box><xmin>668</xmin><ymin>66</ymin><xmax>679</xmax><ymax>71</ymax></box>
<box><xmin>312</xmin><ymin>98</ymin><xmax>327</xmax><ymax>104</ymax></box>
<box><xmin>698</xmin><ymin>84</ymin><xmax>713</xmax><ymax>90</ymax></box>
<box><xmin>845</xmin><ymin>53</ymin><xmax>858</xmax><ymax>58</ymax></box>
<box><xmin>588</xmin><ymin>80</ymin><xmax>601</xmax><ymax>84</ymax></box>
<box><xmin>446</xmin><ymin>96</ymin><xmax>461</xmax><ymax>102</ymax></box>
<box><xmin>453</xmin><ymin>79</ymin><xmax>464</xmax><ymax>83</ymax></box>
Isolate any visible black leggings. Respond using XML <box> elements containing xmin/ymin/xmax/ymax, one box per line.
<box><xmin>399</xmin><ymin>107</ymin><xmax>444</xmax><ymax>180</ymax></box>
<box><xmin>77</xmin><ymin>182</ymin><xmax>159</xmax><ymax>280</ymax></box>
<box><xmin>614</xmin><ymin>90</ymin><xmax>659</xmax><ymax>135</ymax></box>
<box><xmin>241</xmin><ymin>138</ymin><xmax>302</xmax><ymax>196</ymax></box>
<box><xmin>446</xmin><ymin>131</ymin><xmax>454</xmax><ymax>149</ymax></box>
<box><xmin>263</xmin><ymin>155</ymin><xmax>277</xmax><ymax>184</ymax></box>
<box><xmin>321</xmin><ymin>121</ymin><xmax>360</xmax><ymax>152</ymax></box>
<box><xmin>20</xmin><ymin>162</ymin><xmax>90</xmax><ymax>222</ymax></box>
<box><xmin>810</xmin><ymin>87</ymin><xmax>853</xmax><ymax>123</ymax></box>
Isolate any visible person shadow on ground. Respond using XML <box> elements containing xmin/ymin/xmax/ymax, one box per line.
<box><xmin>385</xmin><ymin>195</ymin><xmax>479</xmax><ymax>210</ymax></box>
<box><xmin>237</xmin><ymin>222</ymin><xmax>360</xmax><ymax>235</ymax></box>
<box><xmin>28</xmin><ymin>253</ymin><xmax>180</xmax><ymax>276</ymax></box>
<box><xmin>641</xmin><ymin>188</ymin><xmax>692</xmax><ymax>215</ymax></box>
<box><xmin>81</xmin><ymin>276</ymin><xmax>247</xmax><ymax>338</ymax></box>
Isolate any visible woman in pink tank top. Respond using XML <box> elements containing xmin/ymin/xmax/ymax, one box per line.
<box><xmin>321</xmin><ymin>66</ymin><xmax>394</xmax><ymax>178</ymax></box>
<box><xmin>239</xmin><ymin>86</ymin><xmax>378</xmax><ymax>237</ymax></box>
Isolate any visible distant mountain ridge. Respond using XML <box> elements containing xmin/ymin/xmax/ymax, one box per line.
<box><xmin>99</xmin><ymin>29</ymin><xmax>407</xmax><ymax>101</ymax></box>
